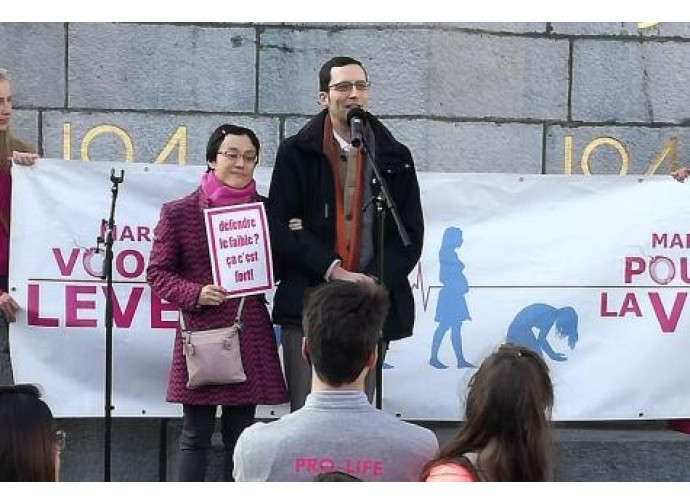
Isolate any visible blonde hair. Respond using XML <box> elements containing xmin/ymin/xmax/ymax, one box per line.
<box><xmin>0</xmin><ymin>69</ymin><xmax>35</xmax><ymax>164</ymax></box>
<box><xmin>0</xmin><ymin>69</ymin><xmax>9</xmax><ymax>162</ymax></box>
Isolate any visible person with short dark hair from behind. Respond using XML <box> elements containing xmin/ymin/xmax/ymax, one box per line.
<box><xmin>233</xmin><ymin>281</ymin><xmax>438</xmax><ymax>481</ymax></box>
<box><xmin>0</xmin><ymin>384</ymin><xmax>63</xmax><ymax>481</ymax></box>
<box><xmin>421</xmin><ymin>343</ymin><xmax>554</xmax><ymax>482</ymax></box>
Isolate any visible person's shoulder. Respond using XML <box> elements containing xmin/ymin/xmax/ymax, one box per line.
<box><xmin>367</xmin><ymin>114</ymin><xmax>413</xmax><ymax>163</ymax></box>
<box><xmin>235</xmin><ymin>419</ymin><xmax>278</xmax><ymax>450</ymax></box>
<box><xmin>404</xmin><ymin>422</ymin><xmax>439</xmax><ymax>450</ymax></box>
<box><xmin>278</xmin><ymin>112</ymin><xmax>325</xmax><ymax>152</ymax></box>
<box><xmin>372</xmin><ymin>412</ymin><xmax>438</xmax><ymax>447</ymax></box>
<box><xmin>239</xmin><ymin>418</ymin><xmax>272</xmax><ymax>436</ymax></box>
<box><xmin>241</xmin><ymin>413</ymin><xmax>300</xmax><ymax>442</ymax></box>
<box><xmin>162</xmin><ymin>188</ymin><xmax>199</xmax><ymax>211</ymax></box>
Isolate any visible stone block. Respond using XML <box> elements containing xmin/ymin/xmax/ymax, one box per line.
<box><xmin>0</xmin><ymin>23</ymin><xmax>64</xmax><ymax>107</ymax></box>
<box><xmin>572</xmin><ymin>40</ymin><xmax>690</xmax><ymax>123</ymax></box>
<box><xmin>69</xmin><ymin>24</ymin><xmax>256</xmax><ymax>112</ymax></box>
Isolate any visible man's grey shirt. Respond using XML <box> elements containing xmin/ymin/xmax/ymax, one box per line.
<box><xmin>233</xmin><ymin>390</ymin><xmax>439</xmax><ymax>481</ymax></box>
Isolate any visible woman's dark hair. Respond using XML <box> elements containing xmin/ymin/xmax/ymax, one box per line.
<box><xmin>205</xmin><ymin>124</ymin><xmax>261</xmax><ymax>168</ymax></box>
<box><xmin>0</xmin><ymin>384</ymin><xmax>58</xmax><ymax>482</ymax></box>
<box><xmin>421</xmin><ymin>344</ymin><xmax>554</xmax><ymax>482</ymax></box>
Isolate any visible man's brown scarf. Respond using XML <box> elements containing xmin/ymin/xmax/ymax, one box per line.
<box><xmin>322</xmin><ymin>114</ymin><xmax>365</xmax><ymax>271</ymax></box>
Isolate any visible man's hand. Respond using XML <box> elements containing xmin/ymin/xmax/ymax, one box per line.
<box><xmin>329</xmin><ymin>265</ymin><xmax>377</xmax><ymax>284</ymax></box>
<box><xmin>0</xmin><ymin>292</ymin><xmax>20</xmax><ymax>323</ymax></box>
<box><xmin>671</xmin><ymin>167</ymin><xmax>690</xmax><ymax>182</ymax></box>
<box><xmin>11</xmin><ymin>151</ymin><xmax>38</xmax><ymax>166</ymax></box>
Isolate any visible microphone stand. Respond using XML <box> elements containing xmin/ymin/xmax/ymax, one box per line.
<box><xmin>95</xmin><ymin>169</ymin><xmax>125</xmax><ymax>482</ymax></box>
<box><xmin>360</xmin><ymin>138</ymin><xmax>410</xmax><ymax>410</ymax></box>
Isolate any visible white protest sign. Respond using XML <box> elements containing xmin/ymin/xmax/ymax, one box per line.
<box><xmin>203</xmin><ymin>202</ymin><xmax>274</xmax><ymax>298</ymax></box>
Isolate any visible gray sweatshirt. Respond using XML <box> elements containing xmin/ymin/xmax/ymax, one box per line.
<box><xmin>233</xmin><ymin>390</ymin><xmax>439</xmax><ymax>481</ymax></box>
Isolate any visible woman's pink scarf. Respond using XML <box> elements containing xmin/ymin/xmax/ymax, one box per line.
<box><xmin>200</xmin><ymin>171</ymin><xmax>256</xmax><ymax>207</ymax></box>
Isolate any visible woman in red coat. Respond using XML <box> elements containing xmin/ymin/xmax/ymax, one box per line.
<box><xmin>147</xmin><ymin>124</ymin><xmax>288</xmax><ymax>481</ymax></box>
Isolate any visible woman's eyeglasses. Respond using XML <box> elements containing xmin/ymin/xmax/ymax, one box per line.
<box><xmin>217</xmin><ymin>150</ymin><xmax>257</xmax><ymax>164</ymax></box>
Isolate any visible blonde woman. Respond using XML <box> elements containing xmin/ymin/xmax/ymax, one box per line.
<box><xmin>0</xmin><ymin>68</ymin><xmax>38</xmax><ymax>385</ymax></box>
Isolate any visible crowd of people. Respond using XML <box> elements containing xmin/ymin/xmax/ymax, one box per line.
<box><xmin>0</xmin><ymin>55</ymin><xmax>687</xmax><ymax>482</ymax></box>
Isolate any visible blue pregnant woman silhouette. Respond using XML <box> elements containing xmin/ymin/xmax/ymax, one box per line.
<box><xmin>430</xmin><ymin>227</ymin><xmax>474</xmax><ymax>369</ymax></box>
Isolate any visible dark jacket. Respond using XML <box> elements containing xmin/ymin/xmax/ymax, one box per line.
<box><xmin>267</xmin><ymin>109</ymin><xmax>424</xmax><ymax>341</ymax></box>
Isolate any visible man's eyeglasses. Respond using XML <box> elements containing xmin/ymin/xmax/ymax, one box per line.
<box><xmin>55</xmin><ymin>430</ymin><xmax>66</xmax><ymax>453</ymax></box>
<box><xmin>328</xmin><ymin>80</ymin><xmax>370</xmax><ymax>93</ymax></box>
<box><xmin>218</xmin><ymin>150</ymin><xmax>257</xmax><ymax>164</ymax></box>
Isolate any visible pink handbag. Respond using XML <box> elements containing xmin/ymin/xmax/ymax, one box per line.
<box><xmin>180</xmin><ymin>298</ymin><xmax>247</xmax><ymax>388</ymax></box>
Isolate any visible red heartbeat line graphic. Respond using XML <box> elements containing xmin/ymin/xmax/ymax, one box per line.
<box><xmin>409</xmin><ymin>262</ymin><xmax>441</xmax><ymax>312</ymax></box>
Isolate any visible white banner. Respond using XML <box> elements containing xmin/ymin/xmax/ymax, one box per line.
<box><xmin>10</xmin><ymin>161</ymin><xmax>690</xmax><ymax>419</ymax></box>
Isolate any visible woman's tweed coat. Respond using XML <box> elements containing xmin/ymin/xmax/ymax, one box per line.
<box><xmin>147</xmin><ymin>187</ymin><xmax>288</xmax><ymax>405</ymax></box>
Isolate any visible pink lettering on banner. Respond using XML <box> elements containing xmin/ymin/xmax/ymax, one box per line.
<box><xmin>624</xmin><ymin>255</ymin><xmax>690</xmax><ymax>286</ymax></box>
<box><xmin>52</xmin><ymin>246</ymin><xmax>149</xmax><ymax>280</ymax></box>
<box><xmin>624</xmin><ymin>257</ymin><xmax>646</xmax><ymax>284</ymax></box>
<box><xmin>619</xmin><ymin>293</ymin><xmax>642</xmax><ymax>317</ymax></box>
<box><xmin>599</xmin><ymin>292</ymin><xmax>617</xmax><ymax>317</ymax></box>
<box><xmin>100</xmin><ymin>223</ymin><xmax>152</xmax><ymax>243</ymax></box>
<box><xmin>115</xmin><ymin>250</ymin><xmax>146</xmax><ymax>279</ymax></box>
<box><xmin>102</xmin><ymin>286</ymin><xmax>144</xmax><ymax>328</ymax></box>
<box><xmin>649</xmin><ymin>292</ymin><xmax>687</xmax><ymax>333</ymax></box>
<box><xmin>150</xmin><ymin>294</ymin><xmax>178</xmax><ymax>329</ymax></box>
<box><xmin>27</xmin><ymin>284</ymin><xmax>59</xmax><ymax>327</ymax></box>
<box><xmin>26</xmin><ymin>283</ymin><xmax>179</xmax><ymax>330</ymax></box>
<box><xmin>53</xmin><ymin>247</ymin><xmax>81</xmax><ymax>276</ymax></box>
<box><xmin>65</xmin><ymin>285</ymin><xmax>98</xmax><ymax>327</ymax></box>
<box><xmin>598</xmin><ymin>290</ymin><xmax>688</xmax><ymax>332</ymax></box>
<box><xmin>603</xmin><ymin>236</ymin><xmax>690</xmax><ymax>333</ymax></box>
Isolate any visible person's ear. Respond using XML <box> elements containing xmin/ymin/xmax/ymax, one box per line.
<box><xmin>301</xmin><ymin>338</ymin><xmax>312</xmax><ymax>366</ymax></box>
<box><xmin>317</xmin><ymin>92</ymin><xmax>329</xmax><ymax>108</ymax></box>
<box><xmin>364</xmin><ymin>344</ymin><xmax>379</xmax><ymax>370</ymax></box>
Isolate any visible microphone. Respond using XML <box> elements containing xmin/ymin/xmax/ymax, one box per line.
<box><xmin>346</xmin><ymin>107</ymin><xmax>366</xmax><ymax>148</ymax></box>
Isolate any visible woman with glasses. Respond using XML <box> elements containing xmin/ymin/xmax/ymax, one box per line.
<box><xmin>0</xmin><ymin>384</ymin><xmax>63</xmax><ymax>481</ymax></box>
<box><xmin>147</xmin><ymin>124</ymin><xmax>288</xmax><ymax>481</ymax></box>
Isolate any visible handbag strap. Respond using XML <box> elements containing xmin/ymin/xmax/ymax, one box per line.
<box><xmin>179</xmin><ymin>296</ymin><xmax>246</xmax><ymax>331</ymax></box>
<box><xmin>233</xmin><ymin>296</ymin><xmax>246</xmax><ymax>325</ymax></box>
<box><xmin>456</xmin><ymin>452</ymin><xmax>483</xmax><ymax>482</ymax></box>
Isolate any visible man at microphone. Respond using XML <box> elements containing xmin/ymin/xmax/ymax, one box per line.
<box><xmin>267</xmin><ymin>56</ymin><xmax>424</xmax><ymax>411</ymax></box>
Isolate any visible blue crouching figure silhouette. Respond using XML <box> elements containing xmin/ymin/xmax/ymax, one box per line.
<box><xmin>430</xmin><ymin>227</ymin><xmax>474</xmax><ymax>369</ymax></box>
<box><xmin>506</xmin><ymin>304</ymin><xmax>579</xmax><ymax>362</ymax></box>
